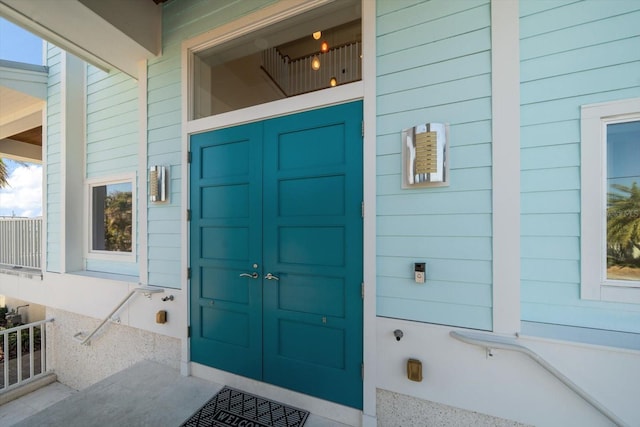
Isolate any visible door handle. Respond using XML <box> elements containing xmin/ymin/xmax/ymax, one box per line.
<box><xmin>239</xmin><ymin>272</ymin><xmax>259</xmax><ymax>279</ymax></box>
<box><xmin>264</xmin><ymin>273</ymin><xmax>279</xmax><ymax>281</ymax></box>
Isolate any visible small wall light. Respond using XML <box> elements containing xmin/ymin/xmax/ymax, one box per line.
<box><xmin>312</xmin><ymin>31</ymin><xmax>322</xmax><ymax>40</ymax></box>
<box><xmin>320</xmin><ymin>40</ymin><xmax>329</xmax><ymax>52</ymax></box>
<box><xmin>149</xmin><ymin>165</ymin><xmax>168</xmax><ymax>202</ymax></box>
<box><xmin>329</xmin><ymin>77</ymin><xmax>337</xmax><ymax>87</ymax></box>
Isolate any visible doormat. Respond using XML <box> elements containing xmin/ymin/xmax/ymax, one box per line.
<box><xmin>181</xmin><ymin>386</ymin><xmax>309</xmax><ymax>427</ymax></box>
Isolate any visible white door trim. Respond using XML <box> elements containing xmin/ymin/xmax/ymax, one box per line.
<box><xmin>179</xmin><ymin>1</ymin><xmax>377</xmax><ymax>425</ymax></box>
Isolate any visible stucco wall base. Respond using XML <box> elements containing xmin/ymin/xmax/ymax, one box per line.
<box><xmin>377</xmin><ymin>389</ymin><xmax>530</xmax><ymax>427</ymax></box>
<box><xmin>377</xmin><ymin>317</ymin><xmax>639</xmax><ymax>426</ymax></box>
<box><xmin>46</xmin><ymin>307</ymin><xmax>181</xmax><ymax>390</ymax></box>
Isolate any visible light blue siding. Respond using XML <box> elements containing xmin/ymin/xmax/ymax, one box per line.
<box><xmin>145</xmin><ymin>0</ymin><xmax>276</xmax><ymax>288</ymax></box>
<box><xmin>84</xmin><ymin>64</ymin><xmax>139</xmax><ymax>275</ymax></box>
<box><xmin>46</xmin><ymin>43</ymin><xmax>62</xmax><ymax>273</ymax></box>
<box><xmin>376</xmin><ymin>0</ymin><xmax>492</xmax><ymax>330</ymax></box>
<box><xmin>520</xmin><ymin>0</ymin><xmax>640</xmax><ymax>334</ymax></box>
<box><xmin>85</xmin><ymin>65</ymin><xmax>138</xmax><ymax>177</ymax></box>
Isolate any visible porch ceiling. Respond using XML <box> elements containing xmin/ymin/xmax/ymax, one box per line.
<box><xmin>6</xmin><ymin>125</ymin><xmax>41</xmax><ymax>146</ymax></box>
<box><xmin>0</xmin><ymin>0</ymin><xmax>163</xmax><ymax>79</ymax></box>
<box><xmin>0</xmin><ymin>60</ymin><xmax>45</xmax><ymax>161</ymax></box>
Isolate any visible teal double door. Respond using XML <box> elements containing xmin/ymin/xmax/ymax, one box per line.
<box><xmin>189</xmin><ymin>102</ymin><xmax>363</xmax><ymax>409</ymax></box>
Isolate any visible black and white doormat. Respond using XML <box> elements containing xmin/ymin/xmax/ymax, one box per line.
<box><xmin>181</xmin><ymin>386</ymin><xmax>309</xmax><ymax>427</ymax></box>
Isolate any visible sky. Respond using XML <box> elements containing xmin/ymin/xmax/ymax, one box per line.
<box><xmin>0</xmin><ymin>17</ymin><xmax>42</xmax><ymax>64</ymax></box>
<box><xmin>0</xmin><ymin>18</ymin><xmax>44</xmax><ymax>217</ymax></box>
<box><xmin>0</xmin><ymin>160</ymin><xmax>42</xmax><ymax>217</ymax></box>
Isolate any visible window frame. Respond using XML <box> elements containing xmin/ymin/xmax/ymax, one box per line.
<box><xmin>85</xmin><ymin>173</ymin><xmax>137</xmax><ymax>263</ymax></box>
<box><xmin>184</xmin><ymin>0</ymin><xmax>362</xmax><ymax>122</ymax></box>
<box><xmin>581</xmin><ymin>97</ymin><xmax>640</xmax><ymax>303</ymax></box>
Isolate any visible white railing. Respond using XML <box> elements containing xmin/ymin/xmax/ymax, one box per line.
<box><xmin>0</xmin><ymin>217</ymin><xmax>42</xmax><ymax>269</ymax></box>
<box><xmin>73</xmin><ymin>287</ymin><xmax>164</xmax><ymax>345</ymax></box>
<box><xmin>450</xmin><ymin>330</ymin><xmax>629</xmax><ymax>427</ymax></box>
<box><xmin>0</xmin><ymin>318</ymin><xmax>53</xmax><ymax>393</ymax></box>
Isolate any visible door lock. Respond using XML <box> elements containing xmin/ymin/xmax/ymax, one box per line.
<box><xmin>239</xmin><ymin>272</ymin><xmax>259</xmax><ymax>279</ymax></box>
<box><xmin>264</xmin><ymin>273</ymin><xmax>280</xmax><ymax>281</ymax></box>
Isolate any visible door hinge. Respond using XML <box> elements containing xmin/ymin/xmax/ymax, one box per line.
<box><xmin>361</xmin><ymin>201</ymin><xmax>365</xmax><ymax>218</ymax></box>
<box><xmin>187</xmin><ymin>267</ymin><xmax>192</xmax><ymax>280</ymax></box>
<box><xmin>187</xmin><ymin>326</ymin><xmax>191</xmax><ymax>338</ymax></box>
<box><xmin>361</xmin><ymin>363</ymin><xmax>364</xmax><ymax>379</ymax></box>
<box><xmin>187</xmin><ymin>209</ymin><xmax>191</xmax><ymax>221</ymax></box>
<box><xmin>361</xmin><ymin>121</ymin><xmax>364</xmax><ymax>137</ymax></box>
<box><xmin>187</xmin><ymin>151</ymin><xmax>192</xmax><ymax>164</ymax></box>
<box><xmin>361</xmin><ymin>282</ymin><xmax>365</xmax><ymax>300</ymax></box>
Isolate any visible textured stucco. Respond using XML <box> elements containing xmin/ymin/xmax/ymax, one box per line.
<box><xmin>46</xmin><ymin>308</ymin><xmax>181</xmax><ymax>390</ymax></box>
<box><xmin>376</xmin><ymin>389</ymin><xmax>531</xmax><ymax>427</ymax></box>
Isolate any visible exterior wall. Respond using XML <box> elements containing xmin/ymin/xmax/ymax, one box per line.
<box><xmin>45</xmin><ymin>307</ymin><xmax>180</xmax><ymax>390</ymax></box>
<box><xmin>85</xmin><ymin>64</ymin><xmax>139</xmax><ymax>276</ymax></box>
<box><xmin>519</xmin><ymin>0</ymin><xmax>640</xmax><ymax>335</ymax></box>
<box><xmin>85</xmin><ymin>66</ymin><xmax>138</xmax><ymax>179</ymax></box>
<box><xmin>45</xmin><ymin>42</ymin><xmax>62</xmax><ymax>273</ymax></box>
<box><xmin>375</xmin><ymin>0</ymin><xmax>493</xmax><ymax>329</ymax></box>
<box><xmin>376</xmin><ymin>316</ymin><xmax>640</xmax><ymax>426</ymax></box>
<box><xmin>20</xmin><ymin>1</ymin><xmax>640</xmax><ymax>426</ymax></box>
<box><xmin>374</xmin><ymin>2</ymin><xmax>640</xmax><ymax>426</ymax></box>
<box><xmin>145</xmin><ymin>0</ymin><xmax>277</xmax><ymax>289</ymax></box>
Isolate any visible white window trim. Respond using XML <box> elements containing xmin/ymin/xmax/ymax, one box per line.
<box><xmin>581</xmin><ymin>97</ymin><xmax>640</xmax><ymax>303</ymax></box>
<box><xmin>85</xmin><ymin>172</ymin><xmax>137</xmax><ymax>263</ymax></box>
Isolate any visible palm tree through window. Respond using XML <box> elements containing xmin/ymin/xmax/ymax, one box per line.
<box><xmin>606</xmin><ymin>120</ymin><xmax>640</xmax><ymax>282</ymax></box>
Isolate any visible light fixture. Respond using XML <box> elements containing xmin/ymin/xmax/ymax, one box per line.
<box><xmin>330</xmin><ymin>77</ymin><xmax>337</xmax><ymax>87</ymax></box>
<box><xmin>311</xmin><ymin>56</ymin><xmax>320</xmax><ymax>71</ymax></box>
<box><xmin>149</xmin><ymin>165</ymin><xmax>167</xmax><ymax>202</ymax></box>
<box><xmin>312</xmin><ymin>31</ymin><xmax>322</xmax><ymax>40</ymax></box>
<box><xmin>320</xmin><ymin>41</ymin><xmax>329</xmax><ymax>53</ymax></box>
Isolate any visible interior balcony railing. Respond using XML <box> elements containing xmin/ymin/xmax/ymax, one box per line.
<box><xmin>261</xmin><ymin>41</ymin><xmax>361</xmax><ymax>97</ymax></box>
<box><xmin>0</xmin><ymin>217</ymin><xmax>41</xmax><ymax>270</ymax></box>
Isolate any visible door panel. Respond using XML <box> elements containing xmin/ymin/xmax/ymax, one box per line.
<box><xmin>190</xmin><ymin>101</ymin><xmax>363</xmax><ymax>409</ymax></box>
<box><xmin>262</xmin><ymin>102</ymin><xmax>363</xmax><ymax>409</ymax></box>
<box><xmin>190</xmin><ymin>123</ymin><xmax>263</xmax><ymax>380</ymax></box>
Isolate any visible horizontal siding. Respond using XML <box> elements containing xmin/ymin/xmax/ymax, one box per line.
<box><xmin>85</xmin><ymin>64</ymin><xmax>139</xmax><ymax>275</ymax></box>
<box><xmin>145</xmin><ymin>0</ymin><xmax>275</xmax><ymax>287</ymax></box>
<box><xmin>520</xmin><ymin>0</ymin><xmax>640</xmax><ymax>333</ymax></box>
<box><xmin>375</xmin><ymin>0</ymin><xmax>492</xmax><ymax>330</ymax></box>
<box><xmin>46</xmin><ymin>43</ymin><xmax>62</xmax><ymax>273</ymax></box>
<box><xmin>85</xmin><ymin>259</ymin><xmax>138</xmax><ymax>277</ymax></box>
<box><xmin>86</xmin><ymin>65</ymin><xmax>138</xmax><ymax>178</ymax></box>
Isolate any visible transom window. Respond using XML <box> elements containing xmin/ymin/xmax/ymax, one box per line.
<box><xmin>189</xmin><ymin>0</ymin><xmax>361</xmax><ymax>120</ymax></box>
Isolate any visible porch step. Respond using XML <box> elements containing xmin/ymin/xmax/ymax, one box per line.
<box><xmin>12</xmin><ymin>361</ymin><xmax>219</xmax><ymax>427</ymax></box>
<box><xmin>10</xmin><ymin>361</ymin><xmax>350</xmax><ymax>426</ymax></box>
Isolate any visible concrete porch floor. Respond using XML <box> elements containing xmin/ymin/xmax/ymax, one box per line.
<box><xmin>0</xmin><ymin>361</ymin><xmax>350</xmax><ymax>427</ymax></box>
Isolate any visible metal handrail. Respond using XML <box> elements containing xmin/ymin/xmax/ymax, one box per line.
<box><xmin>0</xmin><ymin>318</ymin><xmax>54</xmax><ymax>392</ymax></box>
<box><xmin>450</xmin><ymin>330</ymin><xmax>628</xmax><ymax>427</ymax></box>
<box><xmin>73</xmin><ymin>286</ymin><xmax>163</xmax><ymax>345</ymax></box>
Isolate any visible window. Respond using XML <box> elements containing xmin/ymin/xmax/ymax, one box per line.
<box><xmin>581</xmin><ymin>98</ymin><xmax>640</xmax><ymax>303</ymax></box>
<box><xmin>87</xmin><ymin>175</ymin><xmax>135</xmax><ymax>261</ymax></box>
<box><xmin>189</xmin><ymin>0</ymin><xmax>361</xmax><ymax>120</ymax></box>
